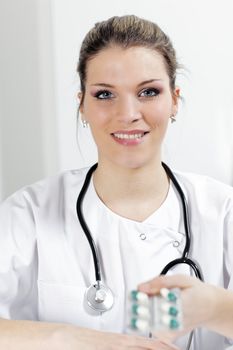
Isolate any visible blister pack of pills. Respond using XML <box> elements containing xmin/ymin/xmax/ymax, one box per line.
<box><xmin>128</xmin><ymin>288</ymin><xmax>183</xmax><ymax>336</ymax></box>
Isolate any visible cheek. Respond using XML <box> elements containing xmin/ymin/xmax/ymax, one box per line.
<box><xmin>146</xmin><ymin>107</ymin><xmax>170</xmax><ymax>128</ymax></box>
<box><xmin>86</xmin><ymin>111</ymin><xmax>110</xmax><ymax>138</ymax></box>
<box><xmin>83</xmin><ymin>101</ymin><xmax>110</xmax><ymax>126</ymax></box>
<box><xmin>90</xmin><ymin>114</ymin><xmax>109</xmax><ymax>129</ymax></box>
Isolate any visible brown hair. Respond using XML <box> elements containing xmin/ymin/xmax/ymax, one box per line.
<box><xmin>77</xmin><ymin>15</ymin><xmax>179</xmax><ymax>104</ymax></box>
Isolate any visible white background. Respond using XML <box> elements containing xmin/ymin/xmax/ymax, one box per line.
<box><xmin>0</xmin><ymin>0</ymin><xmax>233</xmax><ymax>200</ymax></box>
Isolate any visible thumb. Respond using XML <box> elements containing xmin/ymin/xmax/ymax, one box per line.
<box><xmin>138</xmin><ymin>274</ymin><xmax>199</xmax><ymax>295</ymax></box>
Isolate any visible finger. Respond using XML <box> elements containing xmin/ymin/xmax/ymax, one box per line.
<box><xmin>138</xmin><ymin>274</ymin><xmax>200</xmax><ymax>294</ymax></box>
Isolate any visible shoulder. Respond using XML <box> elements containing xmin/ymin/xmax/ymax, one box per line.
<box><xmin>0</xmin><ymin>166</ymin><xmax>91</xmax><ymax>210</ymax></box>
<box><xmin>173</xmin><ymin>169</ymin><xmax>233</xmax><ymax>212</ymax></box>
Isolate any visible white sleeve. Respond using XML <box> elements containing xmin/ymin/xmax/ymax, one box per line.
<box><xmin>0</xmin><ymin>190</ymin><xmax>38</xmax><ymax>320</ymax></box>
<box><xmin>223</xmin><ymin>205</ymin><xmax>233</xmax><ymax>348</ymax></box>
<box><xmin>223</xmin><ymin>204</ymin><xmax>233</xmax><ymax>289</ymax></box>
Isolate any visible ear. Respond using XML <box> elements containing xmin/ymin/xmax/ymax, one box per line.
<box><xmin>77</xmin><ymin>92</ymin><xmax>84</xmax><ymax>114</ymax></box>
<box><xmin>172</xmin><ymin>87</ymin><xmax>180</xmax><ymax>116</ymax></box>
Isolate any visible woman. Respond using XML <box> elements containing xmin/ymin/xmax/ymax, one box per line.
<box><xmin>0</xmin><ymin>15</ymin><xmax>232</xmax><ymax>350</ymax></box>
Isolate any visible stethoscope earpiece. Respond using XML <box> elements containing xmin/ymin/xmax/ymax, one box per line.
<box><xmin>85</xmin><ymin>282</ymin><xmax>114</xmax><ymax>312</ymax></box>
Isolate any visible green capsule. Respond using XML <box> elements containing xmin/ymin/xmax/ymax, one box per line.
<box><xmin>167</xmin><ymin>291</ymin><xmax>177</xmax><ymax>302</ymax></box>
<box><xmin>169</xmin><ymin>306</ymin><xmax>178</xmax><ymax>316</ymax></box>
<box><xmin>131</xmin><ymin>290</ymin><xmax>138</xmax><ymax>301</ymax></box>
<box><xmin>131</xmin><ymin>318</ymin><xmax>138</xmax><ymax>329</ymax></box>
<box><xmin>169</xmin><ymin>318</ymin><xmax>179</xmax><ymax>329</ymax></box>
<box><xmin>132</xmin><ymin>304</ymin><xmax>139</xmax><ymax>315</ymax></box>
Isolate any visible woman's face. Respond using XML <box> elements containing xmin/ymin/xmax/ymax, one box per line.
<box><xmin>79</xmin><ymin>46</ymin><xmax>179</xmax><ymax>169</ymax></box>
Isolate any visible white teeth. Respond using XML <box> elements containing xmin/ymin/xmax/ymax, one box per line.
<box><xmin>113</xmin><ymin>133</ymin><xmax>144</xmax><ymax>139</ymax></box>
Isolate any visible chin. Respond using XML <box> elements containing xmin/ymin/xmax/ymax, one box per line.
<box><xmin>113</xmin><ymin>156</ymin><xmax>153</xmax><ymax>170</ymax></box>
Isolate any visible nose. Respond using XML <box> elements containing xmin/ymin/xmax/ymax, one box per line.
<box><xmin>115</xmin><ymin>96</ymin><xmax>142</xmax><ymax>124</ymax></box>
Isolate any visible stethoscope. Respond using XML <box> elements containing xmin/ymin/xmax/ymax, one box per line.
<box><xmin>76</xmin><ymin>162</ymin><xmax>203</xmax><ymax>312</ymax></box>
<box><xmin>76</xmin><ymin>162</ymin><xmax>203</xmax><ymax>348</ymax></box>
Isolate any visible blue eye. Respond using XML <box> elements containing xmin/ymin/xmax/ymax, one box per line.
<box><xmin>95</xmin><ymin>90</ymin><xmax>114</xmax><ymax>99</ymax></box>
<box><xmin>139</xmin><ymin>88</ymin><xmax>160</xmax><ymax>98</ymax></box>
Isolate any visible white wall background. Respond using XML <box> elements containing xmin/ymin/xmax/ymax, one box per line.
<box><xmin>0</xmin><ymin>0</ymin><xmax>58</xmax><ymax>200</ymax></box>
<box><xmin>0</xmin><ymin>0</ymin><xmax>233</xmax><ymax>201</ymax></box>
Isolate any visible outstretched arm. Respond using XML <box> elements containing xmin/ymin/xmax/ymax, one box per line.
<box><xmin>0</xmin><ymin>318</ymin><xmax>180</xmax><ymax>350</ymax></box>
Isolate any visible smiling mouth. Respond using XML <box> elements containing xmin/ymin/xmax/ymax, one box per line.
<box><xmin>111</xmin><ymin>131</ymin><xmax>149</xmax><ymax>140</ymax></box>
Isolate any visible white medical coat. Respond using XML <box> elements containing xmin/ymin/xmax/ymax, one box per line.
<box><xmin>0</xmin><ymin>167</ymin><xmax>233</xmax><ymax>350</ymax></box>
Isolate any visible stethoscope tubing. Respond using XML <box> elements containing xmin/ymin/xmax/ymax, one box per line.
<box><xmin>76</xmin><ymin>162</ymin><xmax>203</xmax><ymax>284</ymax></box>
<box><xmin>161</xmin><ymin>162</ymin><xmax>203</xmax><ymax>281</ymax></box>
<box><xmin>76</xmin><ymin>163</ymin><xmax>101</xmax><ymax>282</ymax></box>
<box><xmin>161</xmin><ymin>162</ymin><xmax>191</xmax><ymax>259</ymax></box>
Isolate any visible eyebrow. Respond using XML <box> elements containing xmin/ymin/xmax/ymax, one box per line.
<box><xmin>90</xmin><ymin>79</ymin><xmax>162</xmax><ymax>88</ymax></box>
<box><xmin>138</xmin><ymin>79</ymin><xmax>162</xmax><ymax>87</ymax></box>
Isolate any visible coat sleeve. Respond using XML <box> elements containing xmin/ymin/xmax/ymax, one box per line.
<box><xmin>223</xmin><ymin>204</ymin><xmax>233</xmax><ymax>347</ymax></box>
<box><xmin>0</xmin><ymin>189</ymin><xmax>38</xmax><ymax>320</ymax></box>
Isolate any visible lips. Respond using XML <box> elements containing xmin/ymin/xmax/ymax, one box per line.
<box><xmin>111</xmin><ymin>130</ymin><xmax>149</xmax><ymax>145</ymax></box>
<box><xmin>111</xmin><ymin>130</ymin><xmax>149</xmax><ymax>138</ymax></box>
<box><xmin>113</xmin><ymin>132</ymin><xmax>144</xmax><ymax>140</ymax></box>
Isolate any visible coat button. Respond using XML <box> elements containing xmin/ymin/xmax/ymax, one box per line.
<box><xmin>173</xmin><ymin>240</ymin><xmax>180</xmax><ymax>247</ymax></box>
<box><xmin>139</xmin><ymin>233</ymin><xmax>147</xmax><ymax>240</ymax></box>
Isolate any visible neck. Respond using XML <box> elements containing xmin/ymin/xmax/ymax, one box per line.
<box><xmin>92</xmin><ymin>159</ymin><xmax>169</xmax><ymax>221</ymax></box>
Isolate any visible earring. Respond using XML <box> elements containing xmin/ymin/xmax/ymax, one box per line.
<box><xmin>82</xmin><ymin>119</ymin><xmax>88</xmax><ymax>128</ymax></box>
<box><xmin>170</xmin><ymin>115</ymin><xmax>176</xmax><ymax>123</ymax></box>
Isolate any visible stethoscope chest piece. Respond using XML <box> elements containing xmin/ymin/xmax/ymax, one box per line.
<box><xmin>85</xmin><ymin>282</ymin><xmax>114</xmax><ymax>312</ymax></box>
